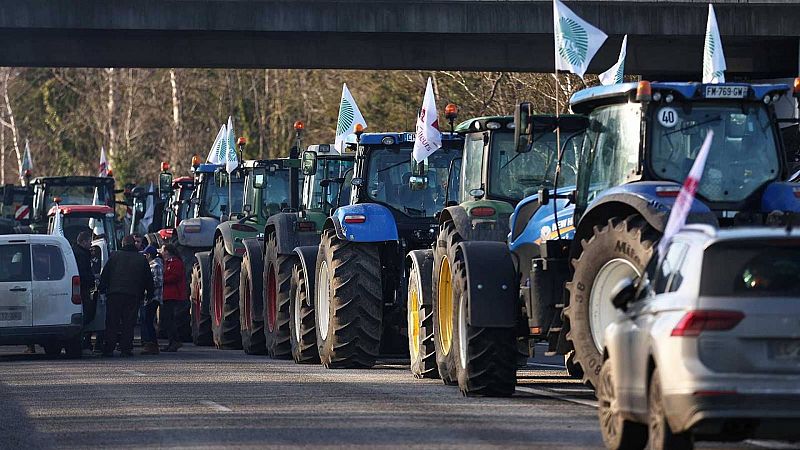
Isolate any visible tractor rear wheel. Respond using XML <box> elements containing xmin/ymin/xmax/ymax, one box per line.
<box><xmin>191</xmin><ymin>260</ymin><xmax>213</xmax><ymax>346</ymax></box>
<box><xmin>315</xmin><ymin>229</ymin><xmax>382</xmax><ymax>368</ymax></box>
<box><xmin>407</xmin><ymin>254</ymin><xmax>437</xmax><ymax>379</ymax></box>
<box><xmin>451</xmin><ymin>251</ymin><xmax>516</xmax><ymax>397</ymax></box>
<box><xmin>264</xmin><ymin>234</ymin><xmax>292</xmax><ymax>359</ymax></box>
<box><xmin>289</xmin><ymin>261</ymin><xmax>319</xmax><ymax>364</ymax></box>
<box><xmin>565</xmin><ymin>215</ymin><xmax>657</xmax><ymax>388</ymax></box>
<box><xmin>432</xmin><ymin>221</ymin><xmax>460</xmax><ymax>384</ymax></box>
<box><xmin>240</xmin><ymin>247</ymin><xmax>266</xmax><ymax>355</ymax></box>
<box><xmin>210</xmin><ymin>239</ymin><xmax>242</xmax><ymax>350</ymax></box>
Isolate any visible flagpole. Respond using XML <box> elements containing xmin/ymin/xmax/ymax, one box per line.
<box><xmin>553</xmin><ymin>71</ymin><xmax>562</xmax><ymax>240</ymax></box>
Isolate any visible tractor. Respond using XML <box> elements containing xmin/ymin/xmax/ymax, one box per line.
<box><xmin>145</xmin><ymin>173</ymin><xmax>195</xmax><ymax>247</ymax></box>
<box><xmin>0</xmin><ymin>184</ymin><xmax>33</xmax><ymax>234</ymax></box>
<box><xmin>205</xmin><ymin>157</ymin><xmax>299</xmax><ymax>351</ymax></box>
<box><xmin>452</xmin><ymin>80</ymin><xmax>800</xmax><ymax>395</ymax></box>
<box><xmin>263</xmin><ymin>143</ymin><xmax>355</xmax><ymax>361</ymax></box>
<box><xmin>311</xmin><ymin>130</ymin><xmax>464</xmax><ymax>368</ymax></box>
<box><xmin>406</xmin><ymin>113</ymin><xmax>587</xmax><ymax>381</ymax></box>
<box><xmin>30</xmin><ymin>176</ymin><xmax>116</xmax><ymax>234</ymax></box>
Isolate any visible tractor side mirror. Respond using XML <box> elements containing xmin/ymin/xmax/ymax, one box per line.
<box><xmin>409</xmin><ymin>155</ymin><xmax>428</xmax><ymax>191</ymax></box>
<box><xmin>215</xmin><ymin>170</ymin><xmax>228</xmax><ymax>188</ymax></box>
<box><xmin>302</xmin><ymin>151</ymin><xmax>318</xmax><ymax>176</ymax></box>
<box><xmin>253</xmin><ymin>168</ymin><xmax>266</xmax><ymax>188</ymax></box>
<box><xmin>611</xmin><ymin>277</ymin><xmax>637</xmax><ymax>312</ymax></box>
<box><xmin>159</xmin><ymin>172</ymin><xmax>173</xmax><ymax>197</ymax></box>
<box><xmin>514</xmin><ymin>102</ymin><xmax>534</xmax><ymax>153</ymax></box>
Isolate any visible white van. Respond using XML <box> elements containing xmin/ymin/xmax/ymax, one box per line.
<box><xmin>0</xmin><ymin>234</ymin><xmax>83</xmax><ymax>357</ymax></box>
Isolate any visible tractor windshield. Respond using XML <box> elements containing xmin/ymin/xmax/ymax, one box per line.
<box><xmin>51</xmin><ymin>214</ymin><xmax>118</xmax><ymax>250</ymax></box>
<box><xmin>200</xmin><ymin>178</ymin><xmax>244</xmax><ymax>219</ymax></box>
<box><xmin>260</xmin><ymin>169</ymin><xmax>291</xmax><ymax>218</ymax></box>
<box><xmin>45</xmin><ymin>184</ymin><xmax>110</xmax><ymax>209</ymax></box>
<box><xmin>488</xmin><ymin>131</ymin><xmax>581</xmax><ymax>202</ymax></box>
<box><xmin>649</xmin><ymin>102</ymin><xmax>780</xmax><ymax>203</ymax></box>
<box><xmin>366</xmin><ymin>146</ymin><xmax>458</xmax><ymax>217</ymax></box>
<box><xmin>307</xmin><ymin>158</ymin><xmax>354</xmax><ymax>213</ymax></box>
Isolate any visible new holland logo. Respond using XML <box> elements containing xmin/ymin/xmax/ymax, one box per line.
<box><xmin>337</xmin><ymin>99</ymin><xmax>355</xmax><ymax>136</ymax></box>
<box><xmin>557</xmin><ymin>17</ymin><xmax>589</xmax><ymax>67</ymax></box>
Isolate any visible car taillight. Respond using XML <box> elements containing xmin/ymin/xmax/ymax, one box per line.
<box><xmin>343</xmin><ymin>214</ymin><xmax>366</xmax><ymax>224</ymax></box>
<box><xmin>470</xmin><ymin>206</ymin><xmax>496</xmax><ymax>217</ymax></box>
<box><xmin>671</xmin><ymin>310</ymin><xmax>744</xmax><ymax>336</ymax></box>
<box><xmin>231</xmin><ymin>223</ymin><xmax>257</xmax><ymax>232</ymax></box>
<box><xmin>183</xmin><ymin>224</ymin><xmax>201</xmax><ymax>233</ymax></box>
<box><xmin>72</xmin><ymin>276</ymin><xmax>81</xmax><ymax>304</ymax></box>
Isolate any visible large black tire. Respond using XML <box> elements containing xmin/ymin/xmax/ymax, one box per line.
<box><xmin>210</xmin><ymin>239</ymin><xmax>243</xmax><ymax>350</ymax></box>
<box><xmin>648</xmin><ymin>369</ymin><xmax>693</xmax><ymax>450</ymax></box>
<box><xmin>565</xmin><ymin>350</ymin><xmax>584</xmax><ymax>379</ymax></box>
<box><xmin>264</xmin><ymin>234</ymin><xmax>292</xmax><ymax>359</ymax></box>
<box><xmin>597</xmin><ymin>359</ymin><xmax>648</xmax><ymax>450</ymax></box>
<box><xmin>565</xmin><ymin>216</ymin><xmax>657</xmax><ymax>388</ymax></box>
<box><xmin>289</xmin><ymin>261</ymin><xmax>320</xmax><ymax>364</ymax></box>
<box><xmin>407</xmin><ymin>254</ymin><xmax>438</xmax><ymax>379</ymax></box>
<box><xmin>177</xmin><ymin>300</ymin><xmax>192</xmax><ymax>343</ymax></box>
<box><xmin>240</xmin><ymin>246</ymin><xmax>267</xmax><ymax>355</ymax></box>
<box><xmin>315</xmin><ymin>229</ymin><xmax>382</xmax><ymax>369</ymax></box>
<box><xmin>432</xmin><ymin>221</ymin><xmax>460</xmax><ymax>384</ymax></box>
<box><xmin>451</xmin><ymin>251</ymin><xmax>516</xmax><ymax>397</ymax></box>
<box><xmin>43</xmin><ymin>342</ymin><xmax>61</xmax><ymax>356</ymax></box>
<box><xmin>190</xmin><ymin>260</ymin><xmax>213</xmax><ymax>346</ymax></box>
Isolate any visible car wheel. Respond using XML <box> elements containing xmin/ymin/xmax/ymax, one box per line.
<box><xmin>597</xmin><ymin>359</ymin><xmax>647</xmax><ymax>450</ymax></box>
<box><xmin>648</xmin><ymin>369</ymin><xmax>693</xmax><ymax>450</ymax></box>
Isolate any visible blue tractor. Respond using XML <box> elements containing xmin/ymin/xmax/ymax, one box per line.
<box><xmin>307</xmin><ymin>131</ymin><xmax>463</xmax><ymax>368</ymax></box>
<box><xmin>454</xmin><ymin>80</ymin><xmax>800</xmax><ymax>393</ymax></box>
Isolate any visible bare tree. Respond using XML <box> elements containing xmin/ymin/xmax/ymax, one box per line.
<box><xmin>106</xmin><ymin>68</ymin><xmax>116</xmax><ymax>164</ymax></box>
<box><xmin>0</xmin><ymin>68</ymin><xmax>23</xmax><ymax>183</ymax></box>
<box><xmin>169</xmin><ymin>69</ymin><xmax>182</xmax><ymax>170</ymax></box>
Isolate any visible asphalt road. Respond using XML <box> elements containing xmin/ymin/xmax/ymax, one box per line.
<box><xmin>0</xmin><ymin>343</ymin><xmax>793</xmax><ymax>449</ymax></box>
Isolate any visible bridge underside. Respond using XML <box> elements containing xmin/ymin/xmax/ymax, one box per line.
<box><xmin>0</xmin><ymin>1</ymin><xmax>797</xmax><ymax>78</ymax></box>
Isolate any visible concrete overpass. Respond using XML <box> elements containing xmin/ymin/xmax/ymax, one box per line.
<box><xmin>0</xmin><ymin>0</ymin><xmax>798</xmax><ymax>77</ymax></box>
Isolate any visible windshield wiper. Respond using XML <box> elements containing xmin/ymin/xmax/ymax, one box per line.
<box><xmin>664</xmin><ymin>116</ymin><xmax>721</xmax><ymax>136</ymax></box>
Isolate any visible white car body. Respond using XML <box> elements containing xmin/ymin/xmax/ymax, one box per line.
<box><xmin>0</xmin><ymin>234</ymin><xmax>83</xmax><ymax>351</ymax></box>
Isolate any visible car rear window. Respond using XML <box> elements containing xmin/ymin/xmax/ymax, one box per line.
<box><xmin>32</xmin><ymin>244</ymin><xmax>65</xmax><ymax>281</ymax></box>
<box><xmin>701</xmin><ymin>240</ymin><xmax>800</xmax><ymax>297</ymax></box>
<box><xmin>0</xmin><ymin>244</ymin><xmax>31</xmax><ymax>282</ymax></box>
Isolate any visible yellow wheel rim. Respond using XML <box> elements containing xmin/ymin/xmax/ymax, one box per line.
<box><xmin>409</xmin><ymin>282</ymin><xmax>420</xmax><ymax>359</ymax></box>
<box><xmin>438</xmin><ymin>256</ymin><xmax>453</xmax><ymax>355</ymax></box>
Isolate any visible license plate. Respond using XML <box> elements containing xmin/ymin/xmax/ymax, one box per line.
<box><xmin>705</xmin><ymin>86</ymin><xmax>748</xmax><ymax>99</ymax></box>
<box><xmin>0</xmin><ymin>312</ymin><xmax>22</xmax><ymax>321</ymax></box>
<box><xmin>771</xmin><ymin>340</ymin><xmax>800</xmax><ymax>360</ymax></box>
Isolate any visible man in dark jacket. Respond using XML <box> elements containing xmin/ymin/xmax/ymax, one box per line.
<box><xmin>74</xmin><ymin>231</ymin><xmax>96</xmax><ymax>350</ymax></box>
<box><xmin>99</xmin><ymin>235</ymin><xmax>154</xmax><ymax>357</ymax></box>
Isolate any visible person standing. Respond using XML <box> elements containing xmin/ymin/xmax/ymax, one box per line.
<box><xmin>160</xmin><ymin>244</ymin><xmax>186</xmax><ymax>352</ymax></box>
<box><xmin>73</xmin><ymin>231</ymin><xmax>96</xmax><ymax>350</ymax></box>
<box><xmin>98</xmin><ymin>235</ymin><xmax>154</xmax><ymax>357</ymax></box>
<box><xmin>140</xmin><ymin>246</ymin><xmax>163</xmax><ymax>355</ymax></box>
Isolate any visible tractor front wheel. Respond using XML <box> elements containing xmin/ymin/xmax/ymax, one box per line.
<box><xmin>210</xmin><ymin>239</ymin><xmax>243</xmax><ymax>350</ymax></box>
<box><xmin>191</xmin><ymin>260</ymin><xmax>213</xmax><ymax>346</ymax></box>
<box><xmin>264</xmin><ymin>234</ymin><xmax>292</xmax><ymax>359</ymax></box>
<box><xmin>432</xmin><ymin>221</ymin><xmax>460</xmax><ymax>384</ymax></box>
<box><xmin>407</xmin><ymin>253</ymin><xmax>437</xmax><ymax>379</ymax></box>
<box><xmin>289</xmin><ymin>261</ymin><xmax>320</xmax><ymax>364</ymax></box>
<box><xmin>240</xmin><ymin>247</ymin><xmax>266</xmax><ymax>355</ymax></box>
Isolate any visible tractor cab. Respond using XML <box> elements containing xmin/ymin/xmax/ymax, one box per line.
<box><xmin>31</xmin><ymin>176</ymin><xmax>116</xmax><ymax>233</ymax></box>
<box><xmin>47</xmin><ymin>205</ymin><xmax>119</xmax><ymax>252</ymax></box>
<box><xmin>162</xmin><ymin>176</ymin><xmax>195</xmax><ymax>230</ymax></box>
<box><xmin>299</xmin><ymin>143</ymin><xmax>356</xmax><ymax>228</ymax></box>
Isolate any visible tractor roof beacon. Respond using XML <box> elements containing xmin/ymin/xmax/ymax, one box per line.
<box><xmin>264</xmin><ymin>140</ymin><xmax>356</xmax><ymax>361</ymax></box>
<box><xmin>314</xmin><ymin>129</ymin><xmax>464</xmax><ymax>369</ymax></box>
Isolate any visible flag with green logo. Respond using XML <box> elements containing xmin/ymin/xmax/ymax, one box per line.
<box><xmin>206</xmin><ymin>124</ymin><xmax>227</xmax><ymax>165</ymax></box>
<box><xmin>334</xmin><ymin>83</ymin><xmax>367</xmax><ymax>153</ymax></box>
<box><xmin>703</xmin><ymin>4</ymin><xmax>726</xmax><ymax>84</ymax></box>
<box><xmin>553</xmin><ymin>0</ymin><xmax>607</xmax><ymax>79</ymax></box>
<box><xmin>225</xmin><ymin>116</ymin><xmax>238</xmax><ymax>174</ymax></box>
<box><xmin>599</xmin><ymin>35</ymin><xmax>627</xmax><ymax>86</ymax></box>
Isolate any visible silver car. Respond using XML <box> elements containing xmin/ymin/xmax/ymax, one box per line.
<box><xmin>597</xmin><ymin>225</ymin><xmax>800</xmax><ymax>450</ymax></box>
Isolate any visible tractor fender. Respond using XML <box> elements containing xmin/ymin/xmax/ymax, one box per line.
<box><xmin>265</xmin><ymin>213</ymin><xmax>320</xmax><ymax>255</ymax></box>
<box><xmin>293</xmin><ymin>245</ymin><xmax>319</xmax><ymax>307</ymax></box>
<box><xmin>456</xmin><ymin>241</ymin><xmax>518</xmax><ymax>328</ymax></box>
<box><xmin>438</xmin><ymin>206</ymin><xmax>472</xmax><ymax>241</ymax></box>
<box><xmin>328</xmin><ymin>203</ymin><xmax>399</xmax><ymax>242</ymax></box>
<box><xmin>572</xmin><ymin>182</ymin><xmax>717</xmax><ymax>260</ymax></box>
<box><xmin>406</xmin><ymin>249</ymin><xmax>434</xmax><ymax>307</ymax></box>
<box><xmin>214</xmin><ymin>221</ymin><xmax>237</xmax><ymax>256</ymax></box>
<box><xmin>241</xmin><ymin>237</ymin><xmax>264</xmax><ymax>268</ymax></box>
<box><xmin>176</xmin><ymin>216</ymin><xmax>219</xmax><ymax>249</ymax></box>
<box><xmin>762</xmin><ymin>182</ymin><xmax>800</xmax><ymax>212</ymax></box>
<box><xmin>194</xmin><ymin>251</ymin><xmax>212</xmax><ymax>279</ymax></box>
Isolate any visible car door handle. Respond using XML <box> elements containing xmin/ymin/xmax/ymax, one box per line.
<box><xmin>9</xmin><ymin>287</ymin><xmax>28</xmax><ymax>292</ymax></box>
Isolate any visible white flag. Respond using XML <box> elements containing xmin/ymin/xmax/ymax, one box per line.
<box><xmin>334</xmin><ymin>84</ymin><xmax>368</xmax><ymax>153</ymax></box>
<box><xmin>412</xmin><ymin>78</ymin><xmax>443</xmax><ymax>163</ymax></box>
<box><xmin>553</xmin><ymin>0</ymin><xmax>607</xmax><ymax>79</ymax></box>
<box><xmin>19</xmin><ymin>139</ymin><xmax>33</xmax><ymax>180</ymax></box>
<box><xmin>657</xmin><ymin>131</ymin><xmax>714</xmax><ymax>259</ymax></box>
<box><xmin>98</xmin><ymin>146</ymin><xmax>109</xmax><ymax>177</ymax></box>
<box><xmin>703</xmin><ymin>4</ymin><xmax>726</xmax><ymax>84</ymax></box>
<box><xmin>51</xmin><ymin>208</ymin><xmax>64</xmax><ymax>237</ymax></box>
<box><xmin>207</xmin><ymin>125</ymin><xmax>227</xmax><ymax>165</ymax></box>
<box><xmin>140</xmin><ymin>182</ymin><xmax>155</xmax><ymax>232</ymax></box>
<box><xmin>225</xmin><ymin>117</ymin><xmax>238</xmax><ymax>174</ymax></box>
<box><xmin>599</xmin><ymin>35</ymin><xmax>627</xmax><ymax>86</ymax></box>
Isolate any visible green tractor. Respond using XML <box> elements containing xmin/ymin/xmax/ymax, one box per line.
<box><xmin>260</xmin><ymin>143</ymin><xmax>355</xmax><ymax>361</ymax></box>
<box><xmin>208</xmin><ymin>157</ymin><xmax>300</xmax><ymax>351</ymax></box>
